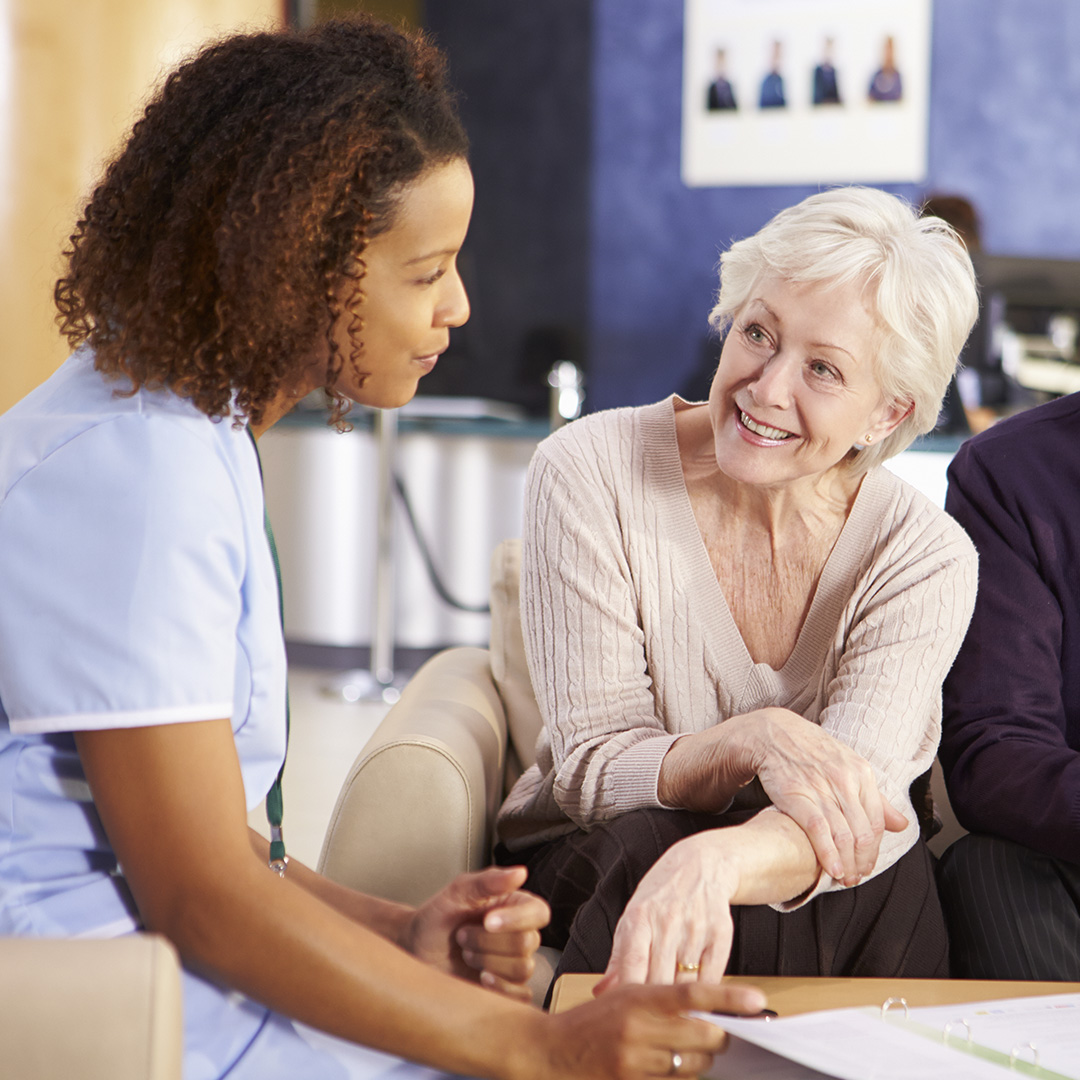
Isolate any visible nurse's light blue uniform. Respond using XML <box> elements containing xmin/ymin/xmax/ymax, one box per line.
<box><xmin>0</xmin><ymin>351</ymin><xmax>455</xmax><ymax>1079</ymax></box>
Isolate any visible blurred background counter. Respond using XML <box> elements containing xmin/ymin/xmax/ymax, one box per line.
<box><xmin>260</xmin><ymin>401</ymin><xmax>547</xmax><ymax>666</ymax></box>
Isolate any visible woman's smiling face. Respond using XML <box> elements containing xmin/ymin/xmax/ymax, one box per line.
<box><xmin>707</xmin><ymin>274</ymin><xmax>907</xmax><ymax>492</ymax></box>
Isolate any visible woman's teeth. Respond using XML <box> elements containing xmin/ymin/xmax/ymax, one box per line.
<box><xmin>740</xmin><ymin>411</ymin><xmax>794</xmax><ymax>440</ymax></box>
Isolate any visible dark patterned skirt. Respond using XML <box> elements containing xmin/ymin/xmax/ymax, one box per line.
<box><xmin>497</xmin><ymin>807</ymin><xmax>948</xmax><ymax>987</ymax></box>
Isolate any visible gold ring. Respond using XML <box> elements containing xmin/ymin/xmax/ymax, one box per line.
<box><xmin>675</xmin><ymin>961</ymin><xmax>701</xmax><ymax>974</ymax></box>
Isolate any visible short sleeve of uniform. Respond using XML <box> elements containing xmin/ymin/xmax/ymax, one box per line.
<box><xmin>0</xmin><ymin>414</ymin><xmax>243</xmax><ymax>732</ymax></box>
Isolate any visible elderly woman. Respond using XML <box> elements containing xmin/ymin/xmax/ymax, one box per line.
<box><xmin>496</xmin><ymin>187</ymin><xmax>979</xmax><ymax>987</ymax></box>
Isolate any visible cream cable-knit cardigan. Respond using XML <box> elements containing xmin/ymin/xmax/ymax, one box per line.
<box><xmin>497</xmin><ymin>397</ymin><xmax>977</xmax><ymax>902</ymax></box>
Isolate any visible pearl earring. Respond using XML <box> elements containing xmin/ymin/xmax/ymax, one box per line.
<box><xmin>864</xmin><ymin>434</ymin><xmax>873</xmax><ymax>444</ymax></box>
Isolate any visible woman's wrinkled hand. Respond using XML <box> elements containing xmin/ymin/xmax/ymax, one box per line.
<box><xmin>541</xmin><ymin>981</ymin><xmax>767</xmax><ymax>1080</ymax></box>
<box><xmin>660</xmin><ymin>709</ymin><xmax>907</xmax><ymax>888</ymax></box>
<box><xmin>595</xmin><ymin>836</ymin><xmax>738</xmax><ymax>989</ymax></box>
<box><xmin>746</xmin><ymin>710</ymin><xmax>907</xmax><ymax>886</ymax></box>
<box><xmin>405</xmin><ymin>865</ymin><xmax>550</xmax><ymax>1001</ymax></box>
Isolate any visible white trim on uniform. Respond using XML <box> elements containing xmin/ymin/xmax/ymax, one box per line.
<box><xmin>10</xmin><ymin>701</ymin><xmax>235</xmax><ymax>735</ymax></box>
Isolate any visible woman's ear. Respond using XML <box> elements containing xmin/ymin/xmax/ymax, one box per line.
<box><xmin>865</xmin><ymin>399</ymin><xmax>913</xmax><ymax>444</ymax></box>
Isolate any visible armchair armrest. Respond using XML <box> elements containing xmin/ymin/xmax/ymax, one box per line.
<box><xmin>318</xmin><ymin>646</ymin><xmax>508</xmax><ymax>906</ymax></box>
<box><xmin>0</xmin><ymin>934</ymin><xmax>183</xmax><ymax>1080</ymax></box>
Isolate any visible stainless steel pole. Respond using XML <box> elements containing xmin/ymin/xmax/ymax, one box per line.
<box><xmin>369</xmin><ymin>408</ymin><xmax>397</xmax><ymax>688</ymax></box>
<box><xmin>322</xmin><ymin>408</ymin><xmax>403</xmax><ymax>704</ymax></box>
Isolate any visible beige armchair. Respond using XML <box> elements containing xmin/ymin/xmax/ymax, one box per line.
<box><xmin>318</xmin><ymin>538</ymin><xmax>560</xmax><ymax>998</ymax></box>
<box><xmin>316</xmin><ymin>538</ymin><xmax>966</xmax><ymax>1005</ymax></box>
<box><xmin>0</xmin><ymin>934</ymin><xmax>183</xmax><ymax>1080</ymax></box>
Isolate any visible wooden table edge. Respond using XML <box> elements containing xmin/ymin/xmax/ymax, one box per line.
<box><xmin>548</xmin><ymin>973</ymin><xmax>1080</xmax><ymax>1015</ymax></box>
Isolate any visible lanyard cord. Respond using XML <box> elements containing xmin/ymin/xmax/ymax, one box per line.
<box><xmin>247</xmin><ymin>427</ymin><xmax>289</xmax><ymax>874</ymax></box>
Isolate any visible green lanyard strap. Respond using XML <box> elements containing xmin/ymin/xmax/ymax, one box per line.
<box><xmin>248</xmin><ymin>428</ymin><xmax>289</xmax><ymax>874</ymax></box>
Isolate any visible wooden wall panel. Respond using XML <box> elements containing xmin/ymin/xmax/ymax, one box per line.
<box><xmin>317</xmin><ymin>0</ymin><xmax>419</xmax><ymax>27</ymax></box>
<box><xmin>0</xmin><ymin>0</ymin><xmax>282</xmax><ymax>413</ymax></box>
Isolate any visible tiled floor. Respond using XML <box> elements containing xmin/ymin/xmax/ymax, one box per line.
<box><xmin>247</xmin><ymin>667</ymin><xmax>393</xmax><ymax>868</ymax></box>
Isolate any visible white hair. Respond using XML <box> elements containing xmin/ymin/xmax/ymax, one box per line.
<box><xmin>708</xmin><ymin>186</ymin><xmax>978</xmax><ymax>472</ymax></box>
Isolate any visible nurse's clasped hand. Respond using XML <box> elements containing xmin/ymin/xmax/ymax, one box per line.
<box><xmin>404</xmin><ymin>865</ymin><xmax>549</xmax><ymax>1000</ymax></box>
<box><xmin>657</xmin><ymin>706</ymin><xmax>907</xmax><ymax>887</ymax></box>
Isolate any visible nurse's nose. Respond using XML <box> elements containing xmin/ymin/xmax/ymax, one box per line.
<box><xmin>435</xmin><ymin>266</ymin><xmax>470</xmax><ymax>328</ymax></box>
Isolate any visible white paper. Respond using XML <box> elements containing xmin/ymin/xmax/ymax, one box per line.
<box><xmin>904</xmin><ymin>994</ymin><xmax>1080</xmax><ymax>1078</ymax></box>
<box><xmin>700</xmin><ymin>995</ymin><xmax>1080</xmax><ymax>1080</ymax></box>
<box><xmin>705</xmin><ymin>1033</ymin><xmax>838</xmax><ymax>1079</ymax></box>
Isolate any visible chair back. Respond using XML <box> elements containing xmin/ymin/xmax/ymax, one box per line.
<box><xmin>488</xmin><ymin>539</ymin><xmax>543</xmax><ymax>789</ymax></box>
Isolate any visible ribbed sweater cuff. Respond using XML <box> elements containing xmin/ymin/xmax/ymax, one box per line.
<box><xmin>606</xmin><ymin>733</ymin><xmax>682</xmax><ymax>815</ymax></box>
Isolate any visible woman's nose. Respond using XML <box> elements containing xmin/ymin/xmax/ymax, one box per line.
<box><xmin>436</xmin><ymin>268</ymin><xmax>470</xmax><ymax>328</ymax></box>
<box><xmin>748</xmin><ymin>352</ymin><xmax>795</xmax><ymax>408</ymax></box>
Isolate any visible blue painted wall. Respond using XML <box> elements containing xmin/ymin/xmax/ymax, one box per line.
<box><xmin>927</xmin><ymin>0</ymin><xmax>1080</xmax><ymax>254</ymax></box>
<box><xmin>588</xmin><ymin>0</ymin><xmax>1080</xmax><ymax>411</ymax></box>
<box><xmin>424</xmin><ymin>1</ymin><xmax>1080</xmax><ymax>413</ymax></box>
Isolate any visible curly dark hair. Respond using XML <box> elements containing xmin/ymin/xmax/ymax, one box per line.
<box><xmin>54</xmin><ymin>16</ymin><xmax>468</xmax><ymax>427</ymax></box>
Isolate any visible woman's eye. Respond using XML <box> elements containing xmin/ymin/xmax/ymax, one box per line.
<box><xmin>744</xmin><ymin>323</ymin><xmax>767</xmax><ymax>344</ymax></box>
<box><xmin>810</xmin><ymin>360</ymin><xmax>838</xmax><ymax>380</ymax></box>
<box><xmin>417</xmin><ymin>268</ymin><xmax>446</xmax><ymax>286</ymax></box>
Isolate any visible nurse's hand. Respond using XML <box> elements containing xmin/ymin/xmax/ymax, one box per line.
<box><xmin>541</xmin><ymin>981</ymin><xmax>768</xmax><ymax>1080</ymax></box>
<box><xmin>404</xmin><ymin>865</ymin><xmax>550</xmax><ymax>1001</ymax></box>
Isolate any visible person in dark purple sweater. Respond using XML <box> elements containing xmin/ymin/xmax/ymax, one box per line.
<box><xmin>938</xmin><ymin>392</ymin><xmax>1080</xmax><ymax>979</ymax></box>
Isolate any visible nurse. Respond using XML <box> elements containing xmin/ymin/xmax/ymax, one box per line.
<box><xmin>0</xmin><ymin>16</ymin><xmax>765</xmax><ymax>1080</ymax></box>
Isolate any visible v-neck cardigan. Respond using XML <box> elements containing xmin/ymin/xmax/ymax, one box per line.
<box><xmin>497</xmin><ymin>397</ymin><xmax>977</xmax><ymax>902</ymax></box>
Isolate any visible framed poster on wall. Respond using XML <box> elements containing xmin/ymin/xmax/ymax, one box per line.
<box><xmin>682</xmin><ymin>0</ymin><xmax>932</xmax><ymax>186</ymax></box>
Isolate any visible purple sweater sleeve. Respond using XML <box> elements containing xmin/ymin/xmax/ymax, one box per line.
<box><xmin>940</xmin><ymin>403</ymin><xmax>1080</xmax><ymax>865</ymax></box>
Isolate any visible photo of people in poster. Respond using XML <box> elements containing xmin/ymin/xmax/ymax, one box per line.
<box><xmin>683</xmin><ymin>0</ymin><xmax>929</xmax><ymax>186</ymax></box>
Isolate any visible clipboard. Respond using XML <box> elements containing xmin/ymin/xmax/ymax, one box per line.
<box><xmin>702</xmin><ymin>992</ymin><xmax>1080</xmax><ymax>1080</ymax></box>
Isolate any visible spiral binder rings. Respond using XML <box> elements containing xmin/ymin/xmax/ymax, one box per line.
<box><xmin>879</xmin><ymin>995</ymin><xmax>1064</xmax><ymax>1076</ymax></box>
<box><xmin>702</xmin><ymin>991</ymin><xmax>1080</xmax><ymax>1080</ymax></box>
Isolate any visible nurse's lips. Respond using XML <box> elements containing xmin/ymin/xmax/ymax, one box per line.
<box><xmin>414</xmin><ymin>351</ymin><xmax>442</xmax><ymax>373</ymax></box>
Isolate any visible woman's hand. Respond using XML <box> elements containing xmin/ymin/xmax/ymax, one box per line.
<box><xmin>595</xmin><ymin>804</ymin><xmax>879</xmax><ymax>989</ymax></box>
<box><xmin>404</xmin><ymin>865</ymin><xmax>550</xmax><ymax>1000</ymax></box>
<box><xmin>541</xmin><ymin>981</ymin><xmax>767</xmax><ymax>1080</ymax></box>
<box><xmin>659</xmin><ymin>708</ymin><xmax>906</xmax><ymax>887</ymax></box>
<box><xmin>748</xmin><ymin>710</ymin><xmax>907</xmax><ymax>886</ymax></box>
<box><xmin>594</xmin><ymin>834</ymin><xmax>739</xmax><ymax>989</ymax></box>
